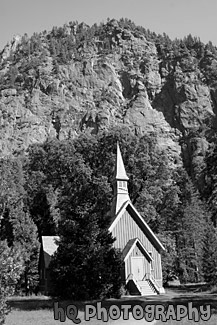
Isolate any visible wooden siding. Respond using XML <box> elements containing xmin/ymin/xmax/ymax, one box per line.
<box><xmin>112</xmin><ymin>210</ymin><xmax>162</xmax><ymax>281</ymax></box>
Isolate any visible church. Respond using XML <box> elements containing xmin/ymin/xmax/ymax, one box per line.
<box><xmin>39</xmin><ymin>143</ymin><xmax>165</xmax><ymax>295</ymax></box>
<box><xmin>108</xmin><ymin>143</ymin><xmax>165</xmax><ymax>295</ymax></box>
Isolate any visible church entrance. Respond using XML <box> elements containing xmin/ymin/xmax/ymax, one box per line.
<box><xmin>131</xmin><ymin>256</ymin><xmax>145</xmax><ymax>281</ymax></box>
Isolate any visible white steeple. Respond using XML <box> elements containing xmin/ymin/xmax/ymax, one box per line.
<box><xmin>111</xmin><ymin>142</ymin><xmax>130</xmax><ymax>215</ymax></box>
<box><xmin>115</xmin><ymin>142</ymin><xmax>129</xmax><ymax>181</ymax></box>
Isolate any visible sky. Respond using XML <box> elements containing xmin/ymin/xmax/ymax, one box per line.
<box><xmin>0</xmin><ymin>0</ymin><xmax>217</xmax><ymax>50</ymax></box>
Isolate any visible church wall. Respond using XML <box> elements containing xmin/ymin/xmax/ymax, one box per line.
<box><xmin>112</xmin><ymin>210</ymin><xmax>162</xmax><ymax>283</ymax></box>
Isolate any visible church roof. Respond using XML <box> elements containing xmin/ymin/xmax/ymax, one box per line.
<box><xmin>115</xmin><ymin>142</ymin><xmax>129</xmax><ymax>180</ymax></box>
<box><xmin>109</xmin><ymin>201</ymin><xmax>165</xmax><ymax>252</ymax></box>
<box><xmin>122</xmin><ymin>238</ymin><xmax>153</xmax><ymax>262</ymax></box>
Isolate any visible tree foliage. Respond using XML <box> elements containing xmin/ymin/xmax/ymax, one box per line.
<box><xmin>49</xmin><ymin>210</ymin><xmax>123</xmax><ymax>300</ymax></box>
<box><xmin>0</xmin><ymin>241</ymin><xmax>23</xmax><ymax>324</ymax></box>
<box><xmin>24</xmin><ymin>127</ymin><xmax>213</xmax><ymax>287</ymax></box>
<box><xmin>0</xmin><ymin>157</ymin><xmax>39</xmax><ymax>295</ymax></box>
<box><xmin>202</xmin><ymin>222</ymin><xmax>217</xmax><ymax>284</ymax></box>
<box><xmin>0</xmin><ymin>122</ymin><xmax>214</xmax><ymax>305</ymax></box>
<box><xmin>163</xmin><ymin>168</ymin><xmax>208</xmax><ymax>282</ymax></box>
<box><xmin>25</xmin><ymin>127</ymin><xmax>174</xmax><ymax>233</ymax></box>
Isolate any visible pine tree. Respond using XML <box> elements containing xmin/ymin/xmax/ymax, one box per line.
<box><xmin>11</xmin><ymin>206</ymin><xmax>40</xmax><ymax>295</ymax></box>
<box><xmin>161</xmin><ymin>168</ymin><xmax>208</xmax><ymax>283</ymax></box>
<box><xmin>177</xmin><ymin>187</ymin><xmax>207</xmax><ymax>282</ymax></box>
<box><xmin>202</xmin><ymin>222</ymin><xmax>217</xmax><ymax>284</ymax></box>
<box><xmin>0</xmin><ymin>157</ymin><xmax>40</xmax><ymax>295</ymax></box>
<box><xmin>49</xmin><ymin>209</ymin><xmax>123</xmax><ymax>300</ymax></box>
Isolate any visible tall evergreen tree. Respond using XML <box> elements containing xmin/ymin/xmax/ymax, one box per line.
<box><xmin>49</xmin><ymin>209</ymin><xmax>123</xmax><ymax>300</ymax></box>
<box><xmin>202</xmin><ymin>222</ymin><xmax>217</xmax><ymax>284</ymax></box>
<box><xmin>160</xmin><ymin>168</ymin><xmax>208</xmax><ymax>282</ymax></box>
<box><xmin>0</xmin><ymin>157</ymin><xmax>40</xmax><ymax>295</ymax></box>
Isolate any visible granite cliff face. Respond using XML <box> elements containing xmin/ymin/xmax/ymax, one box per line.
<box><xmin>1</xmin><ymin>19</ymin><xmax>217</xmax><ymax>177</ymax></box>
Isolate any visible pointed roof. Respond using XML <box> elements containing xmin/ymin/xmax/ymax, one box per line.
<box><xmin>122</xmin><ymin>238</ymin><xmax>154</xmax><ymax>262</ymax></box>
<box><xmin>115</xmin><ymin>142</ymin><xmax>129</xmax><ymax>180</ymax></box>
<box><xmin>109</xmin><ymin>201</ymin><xmax>165</xmax><ymax>252</ymax></box>
<box><xmin>42</xmin><ymin>236</ymin><xmax>59</xmax><ymax>256</ymax></box>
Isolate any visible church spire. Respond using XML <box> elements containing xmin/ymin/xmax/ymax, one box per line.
<box><xmin>115</xmin><ymin>142</ymin><xmax>129</xmax><ymax>181</ymax></box>
<box><xmin>111</xmin><ymin>142</ymin><xmax>130</xmax><ymax>215</ymax></box>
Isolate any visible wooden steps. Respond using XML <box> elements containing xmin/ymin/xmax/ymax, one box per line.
<box><xmin>137</xmin><ymin>280</ymin><xmax>157</xmax><ymax>296</ymax></box>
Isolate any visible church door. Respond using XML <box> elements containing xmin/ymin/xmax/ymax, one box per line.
<box><xmin>131</xmin><ymin>257</ymin><xmax>145</xmax><ymax>281</ymax></box>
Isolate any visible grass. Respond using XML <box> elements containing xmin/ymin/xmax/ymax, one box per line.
<box><xmin>155</xmin><ymin>313</ymin><xmax>217</xmax><ymax>325</ymax></box>
<box><xmin>210</xmin><ymin>285</ymin><xmax>217</xmax><ymax>294</ymax></box>
<box><xmin>5</xmin><ymin>296</ymin><xmax>156</xmax><ymax>324</ymax></box>
<box><xmin>152</xmin><ymin>285</ymin><xmax>217</xmax><ymax>324</ymax></box>
<box><xmin>5</xmin><ymin>309</ymin><xmax>114</xmax><ymax>325</ymax></box>
<box><xmin>5</xmin><ymin>286</ymin><xmax>217</xmax><ymax>325</ymax></box>
<box><xmin>5</xmin><ymin>308</ymin><xmax>217</xmax><ymax>325</ymax></box>
<box><xmin>5</xmin><ymin>308</ymin><xmax>157</xmax><ymax>324</ymax></box>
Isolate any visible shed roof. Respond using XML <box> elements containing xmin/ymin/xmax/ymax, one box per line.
<box><xmin>42</xmin><ymin>236</ymin><xmax>59</xmax><ymax>256</ymax></box>
<box><xmin>41</xmin><ymin>236</ymin><xmax>59</xmax><ymax>268</ymax></box>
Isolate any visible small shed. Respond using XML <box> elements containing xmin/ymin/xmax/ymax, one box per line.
<box><xmin>39</xmin><ymin>236</ymin><xmax>59</xmax><ymax>294</ymax></box>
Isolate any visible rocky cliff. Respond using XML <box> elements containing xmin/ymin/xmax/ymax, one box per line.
<box><xmin>1</xmin><ymin>18</ymin><xmax>217</xmax><ymax>179</ymax></box>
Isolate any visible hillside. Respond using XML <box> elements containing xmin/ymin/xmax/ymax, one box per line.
<box><xmin>1</xmin><ymin>18</ymin><xmax>217</xmax><ymax>182</ymax></box>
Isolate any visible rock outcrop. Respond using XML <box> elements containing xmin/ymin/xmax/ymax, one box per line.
<box><xmin>1</xmin><ymin>19</ymin><xmax>217</xmax><ymax>177</ymax></box>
